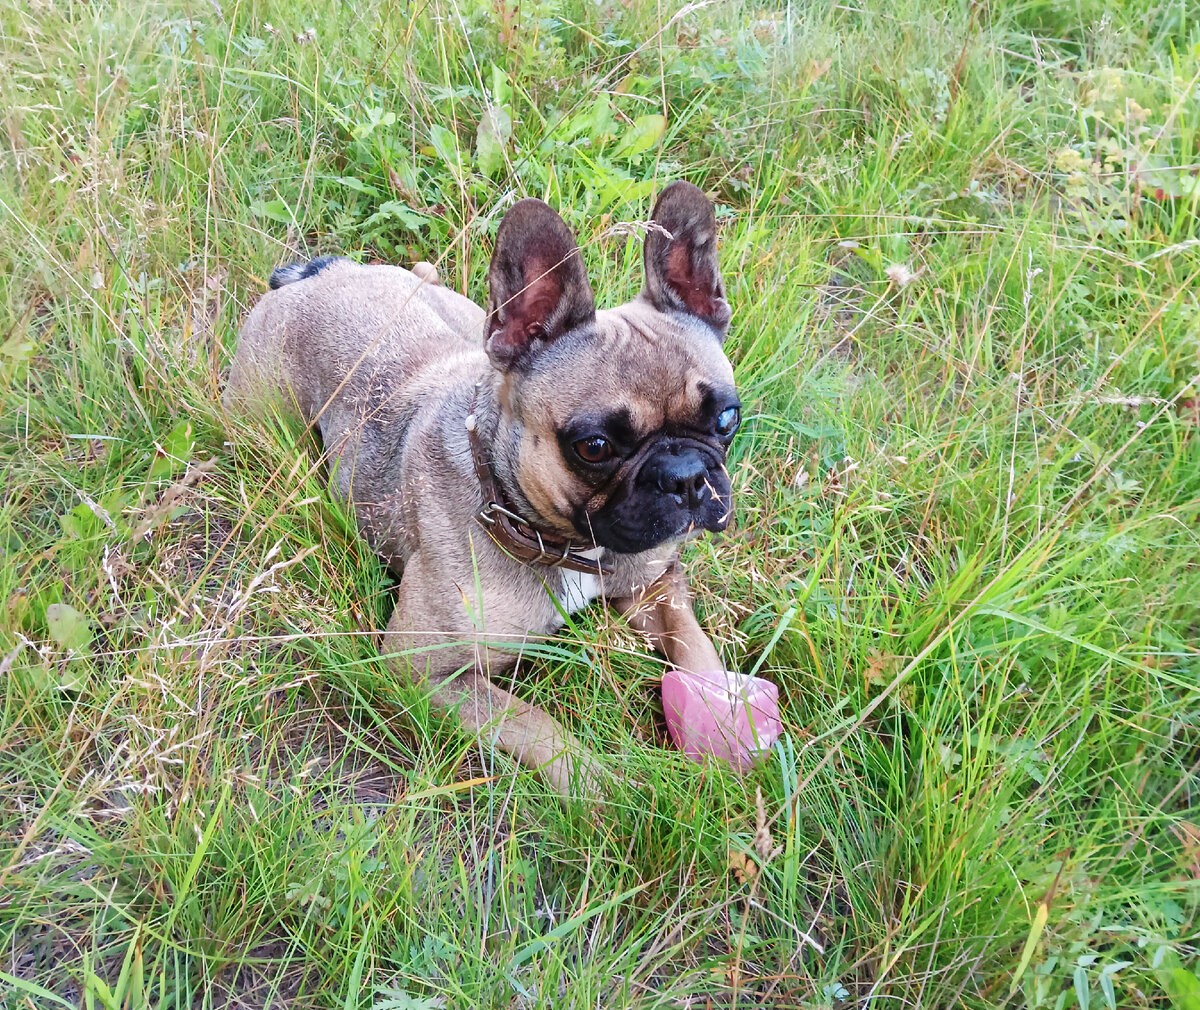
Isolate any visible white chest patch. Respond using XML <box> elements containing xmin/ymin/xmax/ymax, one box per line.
<box><xmin>555</xmin><ymin>548</ymin><xmax>606</xmax><ymax>614</ymax></box>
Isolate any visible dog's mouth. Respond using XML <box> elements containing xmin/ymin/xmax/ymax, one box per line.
<box><xmin>590</xmin><ymin>505</ymin><xmax>730</xmax><ymax>553</ymax></box>
<box><xmin>572</xmin><ymin>440</ymin><xmax>733</xmax><ymax>554</ymax></box>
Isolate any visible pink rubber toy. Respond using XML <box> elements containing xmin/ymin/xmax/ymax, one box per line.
<box><xmin>661</xmin><ymin>670</ymin><xmax>782</xmax><ymax>771</ymax></box>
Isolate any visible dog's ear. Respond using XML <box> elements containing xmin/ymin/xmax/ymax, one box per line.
<box><xmin>485</xmin><ymin>199</ymin><xmax>595</xmax><ymax>370</ymax></box>
<box><xmin>642</xmin><ymin>181</ymin><xmax>730</xmax><ymax>337</ymax></box>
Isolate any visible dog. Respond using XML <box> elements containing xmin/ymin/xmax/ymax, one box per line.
<box><xmin>224</xmin><ymin>181</ymin><xmax>740</xmax><ymax>798</ymax></box>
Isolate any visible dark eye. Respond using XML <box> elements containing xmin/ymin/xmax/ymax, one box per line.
<box><xmin>573</xmin><ymin>436</ymin><xmax>614</xmax><ymax>464</ymax></box>
<box><xmin>715</xmin><ymin>406</ymin><xmax>741</xmax><ymax>437</ymax></box>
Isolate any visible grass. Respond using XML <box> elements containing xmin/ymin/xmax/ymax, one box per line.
<box><xmin>1</xmin><ymin>0</ymin><xmax>1198</xmax><ymax>1005</ymax></box>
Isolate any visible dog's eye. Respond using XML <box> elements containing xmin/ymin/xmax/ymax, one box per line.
<box><xmin>715</xmin><ymin>406</ymin><xmax>741</xmax><ymax>437</ymax></box>
<box><xmin>573</xmin><ymin>436</ymin><xmax>613</xmax><ymax>464</ymax></box>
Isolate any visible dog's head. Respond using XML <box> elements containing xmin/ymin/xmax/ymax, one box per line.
<box><xmin>484</xmin><ymin>181</ymin><xmax>739</xmax><ymax>555</ymax></box>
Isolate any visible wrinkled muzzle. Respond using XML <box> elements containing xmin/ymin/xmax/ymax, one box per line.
<box><xmin>577</xmin><ymin>437</ymin><xmax>732</xmax><ymax>554</ymax></box>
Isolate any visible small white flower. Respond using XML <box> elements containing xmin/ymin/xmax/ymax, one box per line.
<box><xmin>885</xmin><ymin>262</ymin><xmax>916</xmax><ymax>288</ymax></box>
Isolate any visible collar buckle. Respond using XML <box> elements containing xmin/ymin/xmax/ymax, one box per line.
<box><xmin>468</xmin><ymin>386</ymin><xmax>614</xmax><ymax>577</ymax></box>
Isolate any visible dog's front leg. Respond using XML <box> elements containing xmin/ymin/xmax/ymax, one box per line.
<box><xmin>429</xmin><ymin>661</ymin><xmax>597</xmax><ymax>799</ymax></box>
<box><xmin>612</xmin><ymin>560</ymin><xmax>724</xmax><ymax>674</ymax></box>
<box><xmin>382</xmin><ymin>575</ymin><xmax>597</xmax><ymax>800</ymax></box>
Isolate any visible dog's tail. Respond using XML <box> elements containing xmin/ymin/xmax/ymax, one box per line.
<box><xmin>269</xmin><ymin>254</ymin><xmax>346</xmax><ymax>289</ymax></box>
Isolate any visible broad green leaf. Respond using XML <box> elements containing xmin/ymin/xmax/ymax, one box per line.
<box><xmin>46</xmin><ymin>603</ymin><xmax>93</xmax><ymax>687</ymax></box>
<box><xmin>1157</xmin><ymin>950</ymin><xmax>1200</xmax><ymax>1010</ymax></box>
<box><xmin>367</xmin><ymin>201</ymin><xmax>430</xmax><ymax>232</ymax></box>
<box><xmin>1</xmin><ymin>330</ymin><xmax>37</xmax><ymax>363</ymax></box>
<box><xmin>476</xmin><ymin>106</ymin><xmax>512</xmax><ymax>179</ymax></box>
<box><xmin>1135</xmin><ymin>156</ymin><xmax>1200</xmax><ymax>200</ymax></box>
<box><xmin>587</xmin><ymin>94</ymin><xmax>614</xmax><ymax>140</ymax></box>
<box><xmin>553</xmin><ymin>106</ymin><xmax>593</xmax><ymax>143</ymax></box>
<box><xmin>429</xmin><ymin>124</ymin><xmax>461</xmax><ymax>173</ymax></box>
<box><xmin>46</xmin><ymin>603</ymin><xmax>93</xmax><ymax>654</ymax></box>
<box><xmin>1167</xmin><ymin>969</ymin><xmax>1200</xmax><ymax>1010</ymax></box>
<box><xmin>58</xmin><ymin>490</ymin><xmax>128</xmax><ymax>540</ymax></box>
<box><xmin>489</xmin><ymin>63</ymin><xmax>511</xmax><ymax>105</ymax></box>
<box><xmin>150</xmin><ymin>419</ymin><xmax>194</xmax><ymax>480</ymax></box>
<box><xmin>611</xmin><ymin>113</ymin><xmax>667</xmax><ymax>158</ymax></box>
<box><xmin>597</xmin><ymin>175</ymin><xmax>657</xmax><ymax>209</ymax></box>
<box><xmin>60</xmin><ymin>501</ymin><xmax>102</xmax><ymax>539</ymax></box>
<box><xmin>249</xmin><ymin>199</ymin><xmax>294</xmax><ymax>224</ymax></box>
<box><xmin>351</xmin><ymin>106</ymin><xmax>396</xmax><ymax>141</ymax></box>
<box><xmin>333</xmin><ymin>175</ymin><xmax>380</xmax><ymax>195</ymax></box>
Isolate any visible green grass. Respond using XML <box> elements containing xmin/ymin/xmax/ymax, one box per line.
<box><xmin>2</xmin><ymin>0</ymin><xmax>1198</xmax><ymax>1006</ymax></box>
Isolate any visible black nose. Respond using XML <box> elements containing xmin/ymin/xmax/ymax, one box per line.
<box><xmin>648</xmin><ymin>448</ymin><xmax>710</xmax><ymax>508</ymax></box>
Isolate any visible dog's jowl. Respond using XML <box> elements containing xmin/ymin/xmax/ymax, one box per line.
<box><xmin>225</xmin><ymin>181</ymin><xmax>740</xmax><ymax>798</ymax></box>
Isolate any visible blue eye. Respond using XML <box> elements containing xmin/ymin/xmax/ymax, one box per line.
<box><xmin>716</xmin><ymin>406</ymin><xmax>741</xmax><ymax>437</ymax></box>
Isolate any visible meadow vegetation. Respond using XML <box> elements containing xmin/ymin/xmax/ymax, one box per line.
<box><xmin>1</xmin><ymin>0</ymin><xmax>1198</xmax><ymax>1005</ymax></box>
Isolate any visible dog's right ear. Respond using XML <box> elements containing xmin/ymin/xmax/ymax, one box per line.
<box><xmin>484</xmin><ymin>199</ymin><xmax>596</xmax><ymax>371</ymax></box>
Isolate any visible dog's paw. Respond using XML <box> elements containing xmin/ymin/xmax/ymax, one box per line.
<box><xmin>540</xmin><ymin>748</ymin><xmax>611</xmax><ymax>811</ymax></box>
<box><xmin>411</xmin><ymin>261</ymin><xmax>440</xmax><ymax>285</ymax></box>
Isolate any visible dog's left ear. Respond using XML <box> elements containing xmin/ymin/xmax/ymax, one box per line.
<box><xmin>485</xmin><ymin>199</ymin><xmax>596</xmax><ymax>370</ymax></box>
<box><xmin>642</xmin><ymin>181</ymin><xmax>731</xmax><ymax>338</ymax></box>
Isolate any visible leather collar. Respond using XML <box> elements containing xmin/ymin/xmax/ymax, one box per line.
<box><xmin>466</xmin><ymin>384</ymin><xmax>614</xmax><ymax>577</ymax></box>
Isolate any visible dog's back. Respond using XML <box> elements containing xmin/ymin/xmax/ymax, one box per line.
<box><xmin>225</xmin><ymin>258</ymin><xmax>486</xmax><ymax>419</ymax></box>
<box><xmin>225</xmin><ymin>257</ymin><xmax>491</xmax><ymax>569</ymax></box>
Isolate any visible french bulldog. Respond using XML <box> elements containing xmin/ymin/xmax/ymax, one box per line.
<box><xmin>225</xmin><ymin>181</ymin><xmax>741</xmax><ymax>798</ymax></box>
